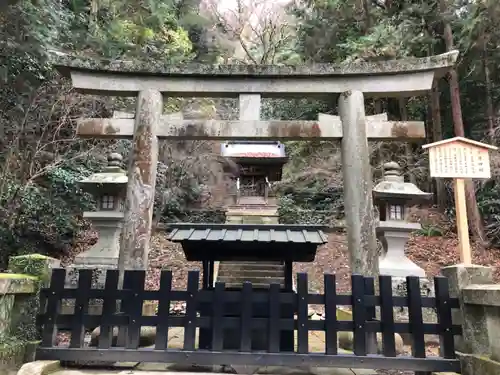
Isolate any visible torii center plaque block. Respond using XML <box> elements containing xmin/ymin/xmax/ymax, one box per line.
<box><xmin>423</xmin><ymin>137</ymin><xmax>498</xmax><ymax>264</ymax></box>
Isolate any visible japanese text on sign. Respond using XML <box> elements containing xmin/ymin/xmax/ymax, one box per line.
<box><xmin>428</xmin><ymin>144</ymin><xmax>491</xmax><ymax>179</ymax></box>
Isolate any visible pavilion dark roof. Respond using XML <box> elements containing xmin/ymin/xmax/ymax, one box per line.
<box><xmin>167</xmin><ymin>224</ymin><xmax>328</xmax><ymax>244</ymax></box>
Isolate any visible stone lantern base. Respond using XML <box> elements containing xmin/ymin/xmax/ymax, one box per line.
<box><xmin>376</xmin><ymin>222</ymin><xmax>425</xmax><ymax>277</ymax></box>
<box><xmin>65</xmin><ymin>214</ymin><xmax>123</xmax><ymax>288</ymax></box>
<box><xmin>376</xmin><ymin>222</ymin><xmax>437</xmax><ymax>344</ymax></box>
<box><xmin>62</xmin><ymin>216</ymin><xmax>123</xmax><ymax>324</ymax></box>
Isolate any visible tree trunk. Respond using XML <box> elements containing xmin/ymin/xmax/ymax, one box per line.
<box><xmin>438</xmin><ymin>0</ymin><xmax>488</xmax><ymax>247</ymax></box>
<box><xmin>430</xmin><ymin>80</ymin><xmax>447</xmax><ymax>211</ymax></box>
<box><xmin>363</xmin><ymin>0</ymin><xmax>372</xmax><ymax>29</ymax></box>
<box><xmin>483</xmin><ymin>40</ymin><xmax>495</xmax><ymax>141</ymax></box>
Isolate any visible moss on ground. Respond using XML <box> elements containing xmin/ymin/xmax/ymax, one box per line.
<box><xmin>0</xmin><ymin>274</ymin><xmax>37</xmax><ymax>280</ymax></box>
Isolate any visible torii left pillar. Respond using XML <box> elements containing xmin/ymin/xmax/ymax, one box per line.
<box><xmin>338</xmin><ymin>90</ymin><xmax>379</xmax><ymax>277</ymax></box>
<box><xmin>117</xmin><ymin>89</ymin><xmax>162</xmax><ymax>277</ymax></box>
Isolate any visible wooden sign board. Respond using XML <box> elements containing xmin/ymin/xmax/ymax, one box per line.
<box><xmin>422</xmin><ymin>137</ymin><xmax>498</xmax><ymax>266</ymax></box>
<box><xmin>422</xmin><ymin>137</ymin><xmax>498</xmax><ymax>179</ymax></box>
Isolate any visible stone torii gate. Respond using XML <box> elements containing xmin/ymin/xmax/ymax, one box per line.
<box><xmin>55</xmin><ymin>50</ymin><xmax>458</xmax><ymax>277</ymax></box>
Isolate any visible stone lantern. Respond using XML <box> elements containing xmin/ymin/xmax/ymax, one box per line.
<box><xmin>373</xmin><ymin>161</ymin><xmax>432</xmax><ymax>277</ymax></box>
<box><xmin>68</xmin><ymin>153</ymin><xmax>127</xmax><ymax>288</ymax></box>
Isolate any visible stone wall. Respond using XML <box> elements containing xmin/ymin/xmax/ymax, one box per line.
<box><xmin>0</xmin><ymin>254</ymin><xmax>59</xmax><ymax>372</ymax></box>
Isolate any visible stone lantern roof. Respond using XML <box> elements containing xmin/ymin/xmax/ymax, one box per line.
<box><xmin>373</xmin><ymin>162</ymin><xmax>432</xmax><ymax>204</ymax></box>
<box><xmin>80</xmin><ymin>153</ymin><xmax>127</xmax><ymax>192</ymax></box>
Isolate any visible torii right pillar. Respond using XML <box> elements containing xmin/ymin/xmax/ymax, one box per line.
<box><xmin>338</xmin><ymin>90</ymin><xmax>378</xmax><ymax>276</ymax></box>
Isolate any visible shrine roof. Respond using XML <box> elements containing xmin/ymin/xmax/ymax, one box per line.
<box><xmin>167</xmin><ymin>223</ymin><xmax>328</xmax><ymax>244</ymax></box>
<box><xmin>53</xmin><ymin>51</ymin><xmax>458</xmax><ymax>78</ymax></box>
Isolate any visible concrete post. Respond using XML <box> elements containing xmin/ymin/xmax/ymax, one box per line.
<box><xmin>441</xmin><ymin>264</ymin><xmax>494</xmax><ymax>353</ymax></box>
<box><xmin>118</xmin><ymin>89</ymin><xmax>162</xmax><ymax>272</ymax></box>
<box><xmin>338</xmin><ymin>90</ymin><xmax>378</xmax><ymax>276</ymax></box>
<box><xmin>455</xmin><ymin>270</ymin><xmax>500</xmax><ymax>375</ymax></box>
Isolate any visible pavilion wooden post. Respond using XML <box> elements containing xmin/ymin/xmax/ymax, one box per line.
<box><xmin>423</xmin><ymin>137</ymin><xmax>498</xmax><ymax>265</ymax></box>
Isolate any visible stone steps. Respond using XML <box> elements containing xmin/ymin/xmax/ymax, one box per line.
<box><xmin>227</xmin><ymin>205</ymin><xmax>278</xmax><ymax>210</ymax></box>
<box><xmin>225</xmin><ymin>217</ymin><xmax>277</xmax><ymax>224</ymax></box>
<box><xmin>217</xmin><ymin>276</ymin><xmax>285</xmax><ymax>287</ymax></box>
<box><xmin>217</xmin><ymin>269</ymin><xmax>285</xmax><ymax>278</ymax></box>
<box><xmin>220</xmin><ymin>262</ymin><xmax>284</xmax><ymax>271</ymax></box>
<box><xmin>222</xmin><ymin>281</ymin><xmax>286</xmax><ymax>289</ymax></box>
<box><xmin>216</xmin><ymin>261</ymin><xmax>286</xmax><ymax>289</ymax></box>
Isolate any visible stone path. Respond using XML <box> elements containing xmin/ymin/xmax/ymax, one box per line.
<box><xmin>103</xmin><ymin>329</ymin><xmax>376</xmax><ymax>374</ymax></box>
<box><xmin>43</xmin><ymin>329</ymin><xmax>376</xmax><ymax>375</ymax></box>
<box><xmin>164</xmin><ymin>328</ymin><xmax>329</xmax><ymax>353</ymax></box>
<box><xmin>48</xmin><ymin>369</ymin><xmax>376</xmax><ymax>375</ymax></box>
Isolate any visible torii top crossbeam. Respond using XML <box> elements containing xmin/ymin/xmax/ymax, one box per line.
<box><xmin>53</xmin><ymin>51</ymin><xmax>458</xmax><ymax>98</ymax></box>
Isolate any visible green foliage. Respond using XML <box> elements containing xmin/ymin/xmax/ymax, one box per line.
<box><xmin>477</xmin><ymin>177</ymin><xmax>500</xmax><ymax>246</ymax></box>
<box><xmin>277</xmin><ymin>179</ymin><xmax>344</xmax><ymax>225</ymax></box>
<box><xmin>278</xmin><ymin>195</ymin><xmax>336</xmax><ymax>225</ymax></box>
<box><xmin>157</xmin><ymin>161</ymin><xmax>225</xmax><ymax>224</ymax></box>
<box><xmin>0</xmin><ymin>0</ymin><xmax>211</xmax><ymax>263</ymax></box>
<box><xmin>162</xmin><ymin>209</ymin><xmax>226</xmax><ymax>224</ymax></box>
<box><xmin>416</xmin><ymin>225</ymin><xmax>444</xmax><ymax>237</ymax></box>
<box><xmin>0</xmin><ymin>164</ymin><xmax>95</xmax><ymax>268</ymax></box>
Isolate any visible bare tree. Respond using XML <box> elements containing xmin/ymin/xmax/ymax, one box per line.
<box><xmin>203</xmin><ymin>0</ymin><xmax>297</xmax><ymax>64</ymax></box>
<box><xmin>0</xmin><ymin>81</ymin><xmax>109</xmax><ymax>233</ymax></box>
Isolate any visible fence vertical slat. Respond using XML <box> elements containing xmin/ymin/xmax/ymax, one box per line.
<box><xmin>239</xmin><ymin>282</ymin><xmax>252</xmax><ymax>352</ymax></box>
<box><xmin>211</xmin><ymin>282</ymin><xmax>225</xmax><ymax>351</ymax></box>
<box><xmin>297</xmin><ymin>273</ymin><xmax>309</xmax><ymax>354</ymax></box>
<box><xmin>268</xmin><ymin>283</ymin><xmax>281</xmax><ymax>353</ymax></box>
<box><xmin>69</xmin><ymin>269</ymin><xmax>93</xmax><ymax>348</ymax></box>
<box><xmin>379</xmin><ymin>275</ymin><xmax>396</xmax><ymax>357</ymax></box>
<box><xmin>117</xmin><ymin>269</ymin><xmax>136</xmax><ymax>346</ymax></box>
<box><xmin>407</xmin><ymin>276</ymin><xmax>426</xmax><ymax>358</ymax></box>
<box><xmin>364</xmin><ymin>277</ymin><xmax>376</xmax><ymax>319</ymax></box>
<box><xmin>351</xmin><ymin>274</ymin><xmax>367</xmax><ymax>356</ymax></box>
<box><xmin>434</xmin><ymin>276</ymin><xmax>455</xmax><ymax>359</ymax></box>
<box><xmin>324</xmin><ymin>274</ymin><xmax>337</xmax><ymax>355</ymax></box>
<box><xmin>41</xmin><ymin>268</ymin><xmax>66</xmax><ymax>347</ymax></box>
<box><xmin>98</xmin><ymin>270</ymin><xmax>119</xmax><ymax>349</ymax></box>
<box><xmin>183</xmin><ymin>271</ymin><xmax>199</xmax><ymax>350</ymax></box>
<box><xmin>154</xmin><ymin>271</ymin><xmax>173</xmax><ymax>350</ymax></box>
<box><xmin>125</xmin><ymin>270</ymin><xmax>146</xmax><ymax>349</ymax></box>
<box><xmin>364</xmin><ymin>277</ymin><xmax>377</xmax><ymax>354</ymax></box>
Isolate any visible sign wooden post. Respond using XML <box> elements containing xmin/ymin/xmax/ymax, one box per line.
<box><xmin>422</xmin><ymin>137</ymin><xmax>498</xmax><ymax>264</ymax></box>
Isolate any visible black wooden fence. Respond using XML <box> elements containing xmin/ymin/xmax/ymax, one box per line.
<box><xmin>36</xmin><ymin>269</ymin><xmax>462</xmax><ymax>373</ymax></box>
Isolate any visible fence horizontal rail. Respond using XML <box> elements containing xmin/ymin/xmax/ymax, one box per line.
<box><xmin>35</xmin><ymin>268</ymin><xmax>462</xmax><ymax>373</ymax></box>
<box><xmin>37</xmin><ymin>315</ymin><xmax>462</xmax><ymax>335</ymax></box>
<box><xmin>40</xmin><ymin>288</ymin><xmax>459</xmax><ymax>309</ymax></box>
<box><xmin>35</xmin><ymin>349</ymin><xmax>460</xmax><ymax>372</ymax></box>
